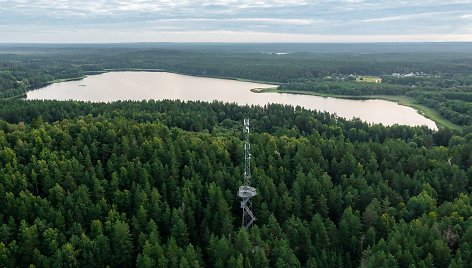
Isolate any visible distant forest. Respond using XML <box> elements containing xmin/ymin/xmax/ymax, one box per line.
<box><xmin>1</xmin><ymin>43</ymin><xmax>472</xmax><ymax>128</ymax></box>
<box><xmin>0</xmin><ymin>100</ymin><xmax>471</xmax><ymax>267</ymax></box>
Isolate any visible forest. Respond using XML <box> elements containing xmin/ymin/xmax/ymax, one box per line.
<box><xmin>1</xmin><ymin>43</ymin><xmax>472</xmax><ymax>128</ymax></box>
<box><xmin>0</xmin><ymin>99</ymin><xmax>471</xmax><ymax>267</ymax></box>
<box><xmin>0</xmin><ymin>44</ymin><xmax>472</xmax><ymax>267</ymax></box>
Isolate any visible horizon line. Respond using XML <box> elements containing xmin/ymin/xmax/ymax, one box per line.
<box><xmin>1</xmin><ymin>41</ymin><xmax>472</xmax><ymax>45</ymax></box>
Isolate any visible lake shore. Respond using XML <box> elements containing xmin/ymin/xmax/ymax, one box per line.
<box><xmin>84</xmin><ymin>69</ymin><xmax>280</xmax><ymax>86</ymax></box>
<box><xmin>252</xmin><ymin>88</ymin><xmax>461</xmax><ymax>131</ymax></box>
<box><xmin>27</xmin><ymin>68</ymin><xmax>438</xmax><ymax>129</ymax></box>
<box><xmin>41</xmin><ymin>70</ymin><xmax>449</xmax><ymax>131</ymax></box>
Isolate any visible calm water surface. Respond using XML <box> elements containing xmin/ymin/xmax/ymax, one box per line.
<box><xmin>27</xmin><ymin>71</ymin><xmax>437</xmax><ymax>129</ymax></box>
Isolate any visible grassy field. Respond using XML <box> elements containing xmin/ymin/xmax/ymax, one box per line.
<box><xmin>49</xmin><ymin>76</ymin><xmax>87</xmax><ymax>83</ymax></box>
<box><xmin>253</xmin><ymin>88</ymin><xmax>462</xmax><ymax>131</ymax></box>
<box><xmin>356</xmin><ymin>75</ymin><xmax>382</xmax><ymax>83</ymax></box>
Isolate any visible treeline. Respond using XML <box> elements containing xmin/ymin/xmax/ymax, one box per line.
<box><xmin>0</xmin><ymin>60</ymin><xmax>82</xmax><ymax>98</ymax></box>
<box><xmin>280</xmin><ymin>81</ymin><xmax>410</xmax><ymax>96</ymax></box>
<box><xmin>1</xmin><ymin>45</ymin><xmax>472</xmax><ymax>94</ymax></box>
<box><xmin>0</xmin><ymin>100</ymin><xmax>471</xmax><ymax>267</ymax></box>
<box><xmin>407</xmin><ymin>90</ymin><xmax>472</xmax><ymax>126</ymax></box>
<box><xmin>0</xmin><ymin>70</ymin><xmax>27</xmax><ymax>98</ymax></box>
<box><xmin>280</xmin><ymin>73</ymin><xmax>472</xmax><ymax>126</ymax></box>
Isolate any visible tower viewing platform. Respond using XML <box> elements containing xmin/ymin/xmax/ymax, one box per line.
<box><xmin>238</xmin><ymin>185</ymin><xmax>257</xmax><ymax>199</ymax></box>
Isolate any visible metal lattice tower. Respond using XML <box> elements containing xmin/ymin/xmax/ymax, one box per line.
<box><xmin>237</xmin><ymin>119</ymin><xmax>257</xmax><ymax>228</ymax></box>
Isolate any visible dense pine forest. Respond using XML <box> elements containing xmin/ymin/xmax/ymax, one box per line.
<box><xmin>0</xmin><ymin>44</ymin><xmax>472</xmax><ymax>267</ymax></box>
<box><xmin>0</xmin><ymin>100</ymin><xmax>471</xmax><ymax>267</ymax></box>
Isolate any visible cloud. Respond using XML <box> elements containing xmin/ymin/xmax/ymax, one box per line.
<box><xmin>358</xmin><ymin>12</ymin><xmax>453</xmax><ymax>22</ymax></box>
<box><xmin>156</xmin><ymin>18</ymin><xmax>319</xmax><ymax>26</ymax></box>
<box><xmin>1</xmin><ymin>0</ymin><xmax>472</xmax><ymax>42</ymax></box>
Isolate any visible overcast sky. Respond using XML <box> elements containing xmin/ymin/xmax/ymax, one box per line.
<box><xmin>1</xmin><ymin>0</ymin><xmax>472</xmax><ymax>43</ymax></box>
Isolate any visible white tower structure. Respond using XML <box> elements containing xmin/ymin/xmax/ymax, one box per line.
<box><xmin>237</xmin><ymin>119</ymin><xmax>257</xmax><ymax>228</ymax></box>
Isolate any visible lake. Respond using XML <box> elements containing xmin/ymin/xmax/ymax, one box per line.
<box><xmin>27</xmin><ymin>71</ymin><xmax>437</xmax><ymax>129</ymax></box>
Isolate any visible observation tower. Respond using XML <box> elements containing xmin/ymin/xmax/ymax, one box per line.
<box><xmin>237</xmin><ymin>119</ymin><xmax>257</xmax><ymax>228</ymax></box>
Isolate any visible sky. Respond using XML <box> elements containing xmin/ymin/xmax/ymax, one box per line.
<box><xmin>1</xmin><ymin>0</ymin><xmax>472</xmax><ymax>43</ymax></box>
